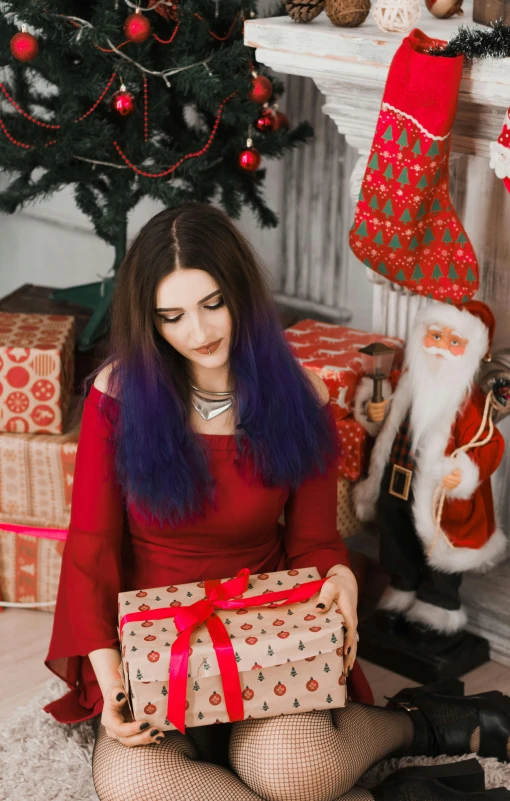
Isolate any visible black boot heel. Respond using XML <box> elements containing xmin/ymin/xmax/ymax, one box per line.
<box><xmin>390</xmin><ymin>688</ymin><xmax>510</xmax><ymax>762</ymax></box>
<box><xmin>385</xmin><ymin>758</ymin><xmax>485</xmax><ymax>792</ymax></box>
<box><xmin>385</xmin><ymin>679</ymin><xmax>465</xmax><ymax>710</ymax></box>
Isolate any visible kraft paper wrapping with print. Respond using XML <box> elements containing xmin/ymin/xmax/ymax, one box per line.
<box><xmin>0</xmin><ymin>402</ymin><xmax>80</xmax><ymax>528</ymax></box>
<box><xmin>118</xmin><ymin>567</ymin><xmax>346</xmax><ymax>732</ymax></box>
<box><xmin>0</xmin><ymin>312</ymin><xmax>75</xmax><ymax>434</ymax></box>
<box><xmin>0</xmin><ymin>525</ymin><xmax>66</xmax><ymax>611</ymax></box>
<box><xmin>284</xmin><ymin>320</ymin><xmax>404</xmax><ymax>423</ymax></box>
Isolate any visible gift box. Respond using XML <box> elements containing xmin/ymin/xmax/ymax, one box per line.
<box><xmin>284</xmin><ymin>320</ymin><xmax>404</xmax><ymax>423</ymax></box>
<box><xmin>0</xmin><ymin>408</ymin><xmax>80</xmax><ymax>528</ymax></box>
<box><xmin>0</xmin><ymin>311</ymin><xmax>75</xmax><ymax>434</ymax></box>
<box><xmin>0</xmin><ymin>523</ymin><xmax>66</xmax><ymax>611</ymax></box>
<box><xmin>337</xmin><ymin>416</ymin><xmax>370</xmax><ymax>482</ymax></box>
<box><xmin>117</xmin><ymin>567</ymin><xmax>346</xmax><ymax>732</ymax></box>
<box><xmin>336</xmin><ymin>477</ymin><xmax>362</xmax><ymax>539</ymax></box>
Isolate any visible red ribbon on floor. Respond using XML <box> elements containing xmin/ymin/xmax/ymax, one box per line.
<box><xmin>119</xmin><ymin>568</ymin><xmax>327</xmax><ymax>733</ymax></box>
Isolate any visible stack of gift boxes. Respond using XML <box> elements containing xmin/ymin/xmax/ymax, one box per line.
<box><xmin>0</xmin><ymin>312</ymin><xmax>79</xmax><ymax>612</ymax></box>
<box><xmin>0</xmin><ymin>311</ymin><xmax>404</xmax><ymax>614</ymax></box>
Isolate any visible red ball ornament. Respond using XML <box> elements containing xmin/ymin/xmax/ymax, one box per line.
<box><xmin>238</xmin><ymin>146</ymin><xmax>261</xmax><ymax>172</ymax></box>
<box><xmin>425</xmin><ymin>0</ymin><xmax>463</xmax><ymax>16</ymax></box>
<box><xmin>273</xmin><ymin>111</ymin><xmax>290</xmax><ymax>132</ymax></box>
<box><xmin>255</xmin><ymin>109</ymin><xmax>276</xmax><ymax>132</ymax></box>
<box><xmin>10</xmin><ymin>31</ymin><xmax>39</xmax><ymax>62</ymax></box>
<box><xmin>123</xmin><ymin>12</ymin><xmax>152</xmax><ymax>43</ymax></box>
<box><xmin>249</xmin><ymin>75</ymin><xmax>273</xmax><ymax>104</ymax></box>
<box><xmin>111</xmin><ymin>88</ymin><xmax>136</xmax><ymax>116</ymax></box>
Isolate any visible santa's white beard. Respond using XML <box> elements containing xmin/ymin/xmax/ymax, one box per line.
<box><xmin>407</xmin><ymin>345</ymin><xmax>479</xmax><ymax>454</ymax></box>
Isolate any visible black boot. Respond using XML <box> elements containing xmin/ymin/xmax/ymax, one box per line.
<box><xmin>371</xmin><ymin>760</ymin><xmax>510</xmax><ymax>801</ymax></box>
<box><xmin>386</xmin><ymin>688</ymin><xmax>510</xmax><ymax>762</ymax></box>
<box><xmin>385</xmin><ymin>678</ymin><xmax>465</xmax><ymax>709</ymax></box>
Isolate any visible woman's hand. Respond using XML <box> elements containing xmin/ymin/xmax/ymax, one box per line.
<box><xmin>314</xmin><ymin>564</ymin><xmax>358</xmax><ymax>679</ymax></box>
<box><xmin>101</xmin><ymin>673</ymin><xmax>165</xmax><ymax>747</ymax></box>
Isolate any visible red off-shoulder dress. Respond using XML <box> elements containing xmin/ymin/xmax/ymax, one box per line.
<box><xmin>44</xmin><ymin>384</ymin><xmax>373</xmax><ymax>724</ymax></box>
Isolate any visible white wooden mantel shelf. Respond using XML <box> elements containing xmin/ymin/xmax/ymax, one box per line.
<box><xmin>246</xmin><ymin>6</ymin><xmax>510</xmax><ymax>666</ymax></box>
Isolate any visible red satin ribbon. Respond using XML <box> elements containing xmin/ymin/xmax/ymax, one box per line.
<box><xmin>119</xmin><ymin>568</ymin><xmax>328</xmax><ymax>733</ymax></box>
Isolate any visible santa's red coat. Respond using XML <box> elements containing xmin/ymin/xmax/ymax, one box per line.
<box><xmin>355</xmin><ymin>373</ymin><xmax>506</xmax><ymax>573</ymax></box>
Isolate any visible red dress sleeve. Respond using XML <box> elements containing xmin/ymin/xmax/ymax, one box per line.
<box><xmin>43</xmin><ymin>388</ymin><xmax>125</xmax><ymax>724</ymax></box>
<box><xmin>283</xmin><ymin>403</ymin><xmax>350</xmax><ymax>578</ymax></box>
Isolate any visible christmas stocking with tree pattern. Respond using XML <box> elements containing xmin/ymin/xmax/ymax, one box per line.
<box><xmin>349</xmin><ymin>29</ymin><xmax>479</xmax><ymax>303</ymax></box>
<box><xmin>489</xmin><ymin>107</ymin><xmax>510</xmax><ymax>194</ymax></box>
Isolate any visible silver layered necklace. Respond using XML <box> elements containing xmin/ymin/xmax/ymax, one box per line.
<box><xmin>190</xmin><ymin>381</ymin><xmax>235</xmax><ymax>421</ymax></box>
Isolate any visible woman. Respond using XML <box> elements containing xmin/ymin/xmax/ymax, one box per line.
<box><xmin>44</xmin><ymin>203</ymin><xmax>510</xmax><ymax>801</ymax></box>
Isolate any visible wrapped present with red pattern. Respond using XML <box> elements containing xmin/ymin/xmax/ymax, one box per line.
<box><xmin>0</xmin><ymin>522</ymin><xmax>67</xmax><ymax>611</ymax></box>
<box><xmin>0</xmin><ymin>312</ymin><xmax>75</xmax><ymax>434</ymax></box>
<box><xmin>337</xmin><ymin>416</ymin><xmax>370</xmax><ymax>483</ymax></box>
<box><xmin>0</xmin><ymin>411</ymin><xmax>80</xmax><ymax>528</ymax></box>
<box><xmin>117</xmin><ymin>567</ymin><xmax>346</xmax><ymax>732</ymax></box>
<box><xmin>284</xmin><ymin>320</ymin><xmax>404</xmax><ymax>423</ymax></box>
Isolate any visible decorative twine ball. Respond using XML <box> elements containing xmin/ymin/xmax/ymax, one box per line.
<box><xmin>285</xmin><ymin>0</ymin><xmax>326</xmax><ymax>22</ymax></box>
<box><xmin>325</xmin><ymin>0</ymin><xmax>371</xmax><ymax>27</ymax></box>
<box><xmin>372</xmin><ymin>0</ymin><xmax>420</xmax><ymax>32</ymax></box>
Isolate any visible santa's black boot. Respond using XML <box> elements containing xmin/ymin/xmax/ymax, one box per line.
<box><xmin>386</xmin><ymin>688</ymin><xmax>510</xmax><ymax>762</ymax></box>
<box><xmin>371</xmin><ymin>760</ymin><xmax>510</xmax><ymax>801</ymax></box>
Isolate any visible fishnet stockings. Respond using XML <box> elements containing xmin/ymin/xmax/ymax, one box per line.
<box><xmin>91</xmin><ymin>702</ymin><xmax>413</xmax><ymax>801</ymax></box>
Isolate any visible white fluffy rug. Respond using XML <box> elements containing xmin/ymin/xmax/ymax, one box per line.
<box><xmin>2</xmin><ymin>678</ymin><xmax>510</xmax><ymax>801</ymax></box>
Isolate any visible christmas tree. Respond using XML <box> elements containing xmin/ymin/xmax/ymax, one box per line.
<box><xmin>0</xmin><ymin>1</ymin><xmax>312</xmax><ymax>348</ymax></box>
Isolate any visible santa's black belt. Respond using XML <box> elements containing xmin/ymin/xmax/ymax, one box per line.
<box><xmin>388</xmin><ymin>463</ymin><xmax>413</xmax><ymax>501</ymax></box>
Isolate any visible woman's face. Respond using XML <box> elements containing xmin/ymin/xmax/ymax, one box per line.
<box><xmin>154</xmin><ymin>268</ymin><xmax>232</xmax><ymax>370</ymax></box>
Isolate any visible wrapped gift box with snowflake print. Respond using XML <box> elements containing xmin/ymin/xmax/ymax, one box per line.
<box><xmin>0</xmin><ymin>312</ymin><xmax>75</xmax><ymax>434</ymax></box>
<box><xmin>284</xmin><ymin>320</ymin><xmax>404</xmax><ymax>424</ymax></box>
<box><xmin>117</xmin><ymin>567</ymin><xmax>346</xmax><ymax>732</ymax></box>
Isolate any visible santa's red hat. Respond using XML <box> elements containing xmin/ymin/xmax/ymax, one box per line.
<box><xmin>457</xmin><ymin>300</ymin><xmax>495</xmax><ymax>362</ymax></box>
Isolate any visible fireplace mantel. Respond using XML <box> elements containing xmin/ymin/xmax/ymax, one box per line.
<box><xmin>245</xmin><ymin>3</ymin><xmax>510</xmax><ymax>341</ymax></box>
<box><xmin>246</xmin><ymin>7</ymin><xmax>510</xmax><ymax>666</ymax></box>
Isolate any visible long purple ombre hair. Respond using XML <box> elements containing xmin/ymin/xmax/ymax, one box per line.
<box><xmin>83</xmin><ymin>203</ymin><xmax>340</xmax><ymax>526</ymax></box>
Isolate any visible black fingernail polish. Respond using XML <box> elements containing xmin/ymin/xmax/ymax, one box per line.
<box><xmin>316</xmin><ymin>603</ymin><xmax>325</xmax><ymax>609</ymax></box>
<box><xmin>155</xmin><ymin>736</ymin><xmax>164</xmax><ymax>742</ymax></box>
<box><xmin>140</xmin><ymin>722</ymin><xmax>150</xmax><ymax>731</ymax></box>
<box><xmin>347</xmin><ymin>646</ymin><xmax>351</xmax><ymax>655</ymax></box>
<box><xmin>150</xmin><ymin>729</ymin><xmax>160</xmax><ymax>737</ymax></box>
<box><xmin>116</xmin><ymin>692</ymin><xmax>125</xmax><ymax>702</ymax></box>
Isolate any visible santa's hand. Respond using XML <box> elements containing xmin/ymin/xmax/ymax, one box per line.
<box><xmin>367</xmin><ymin>400</ymin><xmax>387</xmax><ymax>422</ymax></box>
<box><xmin>442</xmin><ymin>468</ymin><xmax>462</xmax><ymax>490</ymax></box>
<box><xmin>315</xmin><ymin>564</ymin><xmax>358</xmax><ymax>677</ymax></box>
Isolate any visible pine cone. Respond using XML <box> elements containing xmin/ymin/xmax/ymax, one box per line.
<box><xmin>284</xmin><ymin>0</ymin><xmax>326</xmax><ymax>22</ymax></box>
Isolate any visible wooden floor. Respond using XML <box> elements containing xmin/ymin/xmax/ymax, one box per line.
<box><xmin>2</xmin><ymin>608</ymin><xmax>510</xmax><ymax>720</ymax></box>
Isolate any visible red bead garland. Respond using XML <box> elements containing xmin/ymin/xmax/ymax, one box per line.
<box><xmin>10</xmin><ymin>31</ymin><xmax>39</xmax><ymax>62</ymax></box>
<box><xmin>143</xmin><ymin>76</ymin><xmax>149</xmax><ymax>142</ymax></box>
<box><xmin>152</xmin><ymin>23</ymin><xmax>180</xmax><ymax>44</ymax></box>
<box><xmin>112</xmin><ymin>91</ymin><xmax>237</xmax><ymax>178</ymax></box>
<box><xmin>124</xmin><ymin>12</ymin><xmax>152</xmax><ymax>43</ymax></box>
<box><xmin>0</xmin><ymin>72</ymin><xmax>117</xmax><ymax>131</ymax></box>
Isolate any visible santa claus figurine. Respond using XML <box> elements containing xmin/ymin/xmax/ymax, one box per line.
<box><xmin>353</xmin><ymin>300</ymin><xmax>506</xmax><ymax>637</ymax></box>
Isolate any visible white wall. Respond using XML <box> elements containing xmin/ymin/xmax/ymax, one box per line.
<box><xmin>0</xmin><ymin>166</ymin><xmax>284</xmax><ymax>299</ymax></box>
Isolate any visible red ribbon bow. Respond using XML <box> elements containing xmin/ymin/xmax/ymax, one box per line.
<box><xmin>119</xmin><ymin>568</ymin><xmax>328</xmax><ymax>733</ymax></box>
